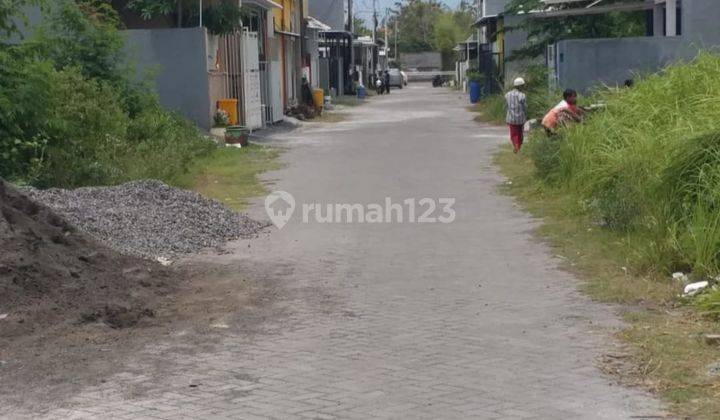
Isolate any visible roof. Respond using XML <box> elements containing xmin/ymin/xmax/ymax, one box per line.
<box><xmin>475</xmin><ymin>0</ymin><xmax>652</xmax><ymax>23</ymax></box>
<box><xmin>306</xmin><ymin>16</ymin><xmax>331</xmax><ymax>31</ymax></box>
<box><xmin>457</xmin><ymin>33</ymin><xmax>478</xmax><ymax>45</ymax></box>
<box><xmin>243</xmin><ymin>0</ymin><xmax>283</xmax><ymax>9</ymax></box>
<box><xmin>536</xmin><ymin>0</ymin><xmax>654</xmax><ymax>18</ymax></box>
<box><xmin>473</xmin><ymin>14</ymin><xmax>498</xmax><ymax>27</ymax></box>
<box><xmin>353</xmin><ymin>35</ymin><xmax>376</xmax><ymax>46</ymax></box>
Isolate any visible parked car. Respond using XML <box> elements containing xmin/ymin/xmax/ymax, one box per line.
<box><xmin>388</xmin><ymin>69</ymin><xmax>404</xmax><ymax>89</ymax></box>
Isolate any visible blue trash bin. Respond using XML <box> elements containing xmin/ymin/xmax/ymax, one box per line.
<box><xmin>357</xmin><ymin>86</ymin><xmax>366</xmax><ymax>99</ymax></box>
<box><xmin>469</xmin><ymin>81</ymin><xmax>481</xmax><ymax>103</ymax></box>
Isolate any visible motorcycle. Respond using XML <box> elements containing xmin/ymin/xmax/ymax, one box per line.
<box><xmin>375</xmin><ymin>78</ymin><xmax>384</xmax><ymax>95</ymax></box>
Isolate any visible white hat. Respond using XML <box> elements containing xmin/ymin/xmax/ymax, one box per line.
<box><xmin>513</xmin><ymin>77</ymin><xmax>526</xmax><ymax>87</ymax></box>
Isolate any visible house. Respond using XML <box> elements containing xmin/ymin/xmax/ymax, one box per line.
<box><xmin>473</xmin><ymin>0</ymin><xmax>720</xmax><ymax>94</ymax></box>
<box><xmin>118</xmin><ymin>0</ymin><xmax>286</xmax><ymax>130</ymax></box>
<box><xmin>353</xmin><ymin>36</ymin><xmax>380</xmax><ymax>88</ymax></box>
<box><xmin>309</xmin><ymin>0</ymin><xmax>354</xmax><ymax>96</ymax></box>
<box><xmin>243</xmin><ymin>0</ymin><xmax>286</xmax><ymax>124</ymax></box>
<box><xmin>306</xmin><ymin>16</ymin><xmax>332</xmax><ymax>88</ymax></box>
<box><xmin>548</xmin><ymin>0</ymin><xmax>720</xmax><ymax>92</ymax></box>
<box><xmin>272</xmin><ymin>0</ymin><xmax>304</xmax><ymax>110</ymax></box>
<box><xmin>454</xmin><ymin>34</ymin><xmax>479</xmax><ymax>92</ymax></box>
<box><xmin>472</xmin><ymin>0</ymin><xmax>530</xmax><ymax>94</ymax></box>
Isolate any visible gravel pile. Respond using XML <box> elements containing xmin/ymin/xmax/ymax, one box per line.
<box><xmin>24</xmin><ymin>180</ymin><xmax>268</xmax><ymax>258</ymax></box>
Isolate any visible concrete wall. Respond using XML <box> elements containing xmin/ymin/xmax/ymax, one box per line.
<box><xmin>123</xmin><ymin>28</ymin><xmax>212</xmax><ymax>130</ymax></box>
<box><xmin>481</xmin><ymin>0</ymin><xmax>511</xmax><ymax>18</ymax></box>
<box><xmin>555</xmin><ymin>36</ymin><xmax>690</xmax><ymax>93</ymax></box>
<box><xmin>502</xmin><ymin>14</ymin><xmax>535</xmax><ymax>87</ymax></box>
<box><xmin>556</xmin><ymin>0</ymin><xmax>720</xmax><ymax>93</ymax></box>
<box><xmin>400</xmin><ymin>52</ymin><xmax>442</xmax><ymax>71</ymax></box>
<box><xmin>683</xmin><ymin>0</ymin><xmax>720</xmax><ymax>46</ymax></box>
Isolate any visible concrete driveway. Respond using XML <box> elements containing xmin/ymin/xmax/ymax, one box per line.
<box><xmin>37</xmin><ymin>85</ymin><xmax>663</xmax><ymax>419</ymax></box>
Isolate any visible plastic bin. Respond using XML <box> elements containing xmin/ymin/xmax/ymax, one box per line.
<box><xmin>312</xmin><ymin>88</ymin><xmax>324</xmax><ymax>109</ymax></box>
<box><xmin>217</xmin><ymin>99</ymin><xmax>239</xmax><ymax>125</ymax></box>
<box><xmin>469</xmin><ymin>82</ymin><xmax>481</xmax><ymax>104</ymax></box>
<box><xmin>357</xmin><ymin>86</ymin><xmax>366</xmax><ymax>99</ymax></box>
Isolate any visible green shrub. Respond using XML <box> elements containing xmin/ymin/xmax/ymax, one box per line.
<box><xmin>525</xmin><ymin>131</ymin><xmax>562</xmax><ymax>182</ymax></box>
<box><xmin>0</xmin><ymin>0</ymin><xmax>217</xmax><ymax>188</ymax></box>
<box><xmin>694</xmin><ymin>288</ymin><xmax>720</xmax><ymax>319</ymax></box>
<box><xmin>40</xmin><ymin>68</ymin><xmax>129</xmax><ymax>187</ymax></box>
<box><xmin>524</xmin><ymin>53</ymin><xmax>720</xmax><ymax>276</ymax></box>
<box><xmin>474</xmin><ymin>94</ymin><xmax>506</xmax><ymax>124</ymax></box>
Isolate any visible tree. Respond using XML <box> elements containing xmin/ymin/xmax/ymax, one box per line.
<box><xmin>431</xmin><ymin>8</ymin><xmax>474</xmax><ymax>70</ymax></box>
<box><xmin>125</xmin><ymin>0</ymin><xmax>245</xmax><ymax>33</ymax></box>
<box><xmin>352</xmin><ymin>16</ymin><xmax>370</xmax><ymax>37</ymax></box>
<box><xmin>0</xmin><ymin>0</ymin><xmax>42</xmax><ymax>39</ymax></box>
<box><xmin>126</xmin><ymin>0</ymin><xmax>177</xmax><ymax>21</ymax></box>
<box><xmin>389</xmin><ymin>0</ymin><xmax>444</xmax><ymax>53</ymax></box>
<box><xmin>504</xmin><ymin>0</ymin><xmax>646</xmax><ymax>60</ymax></box>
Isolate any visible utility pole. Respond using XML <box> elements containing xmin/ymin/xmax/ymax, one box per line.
<box><xmin>384</xmin><ymin>9</ymin><xmax>389</xmax><ymax>63</ymax></box>
<box><xmin>372</xmin><ymin>0</ymin><xmax>377</xmax><ymax>44</ymax></box>
<box><xmin>394</xmin><ymin>18</ymin><xmax>398</xmax><ymax>61</ymax></box>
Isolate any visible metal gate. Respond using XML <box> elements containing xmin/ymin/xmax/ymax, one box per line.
<box><xmin>242</xmin><ymin>30</ymin><xmax>263</xmax><ymax>130</ymax></box>
<box><xmin>216</xmin><ymin>33</ymin><xmax>243</xmax><ymax>121</ymax></box>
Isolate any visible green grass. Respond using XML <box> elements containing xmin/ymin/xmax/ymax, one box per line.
<box><xmin>314</xmin><ymin>111</ymin><xmax>349</xmax><ymax>123</ymax></box>
<box><xmin>176</xmin><ymin>144</ymin><xmax>282</xmax><ymax>210</ymax></box>
<box><xmin>472</xmin><ymin>94</ymin><xmax>506</xmax><ymax>125</ymax></box>
<box><xmin>491</xmin><ymin>53</ymin><xmax>720</xmax><ymax>418</ymax></box>
<box><xmin>495</xmin><ymin>146</ymin><xmax>720</xmax><ymax>419</ymax></box>
<box><xmin>527</xmin><ymin>53</ymin><xmax>720</xmax><ymax>277</ymax></box>
<box><xmin>332</xmin><ymin>95</ymin><xmax>364</xmax><ymax>107</ymax></box>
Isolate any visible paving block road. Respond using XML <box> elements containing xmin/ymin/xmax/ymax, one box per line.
<box><xmin>25</xmin><ymin>86</ymin><xmax>664</xmax><ymax>419</ymax></box>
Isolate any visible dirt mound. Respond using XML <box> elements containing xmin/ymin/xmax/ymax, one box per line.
<box><xmin>0</xmin><ymin>180</ymin><xmax>174</xmax><ymax>336</ymax></box>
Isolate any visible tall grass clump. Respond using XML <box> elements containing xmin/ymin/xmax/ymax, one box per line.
<box><xmin>526</xmin><ymin>53</ymin><xmax>720</xmax><ymax>276</ymax></box>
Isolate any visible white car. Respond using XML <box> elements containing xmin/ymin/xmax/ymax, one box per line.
<box><xmin>387</xmin><ymin>69</ymin><xmax>404</xmax><ymax>88</ymax></box>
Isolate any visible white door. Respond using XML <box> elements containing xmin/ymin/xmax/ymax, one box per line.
<box><xmin>242</xmin><ymin>30</ymin><xmax>263</xmax><ymax>130</ymax></box>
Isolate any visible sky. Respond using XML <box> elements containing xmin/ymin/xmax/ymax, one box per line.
<box><xmin>353</xmin><ymin>0</ymin><xmax>465</xmax><ymax>26</ymax></box>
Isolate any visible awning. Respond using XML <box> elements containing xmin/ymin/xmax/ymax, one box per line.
<box><xmin>275</xmin><ymin>30</ymin><xmax>300</xmax><ymax>37</ymax></box>
<box><xmin>473</xmin><ymin>14</ymin><xmax>498</xmax><ymax>27</ymax></box>
<box><xmin>535</xmin><ymin>0</ymin><xmax>653</xmax><ymax>17</ymax></box>
<box><xmin>243</xmin><ymin>0</ymin><xmax>282</xmax><ymax>9</ymax></box>
<box><xmin>306</xmin><ymin>16</ymin><xmax>331</xmax><ymax>31</ymax></box>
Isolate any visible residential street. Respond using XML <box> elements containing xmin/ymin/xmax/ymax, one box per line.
<box><xmin>33</xmin><ymin>86</ymin><xmax>664</xmax><ymax>419</ymax></box>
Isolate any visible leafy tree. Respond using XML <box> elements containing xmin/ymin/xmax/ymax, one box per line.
<box><xmin>125</xmin><ymin>0</ymin><xmax>244</xmax><ymax>33</ymax></box>
<box><xmin>431</xmin><ymin>6</ymin><xmax>475</xmax><ymax>69</ymax></box>
<box><xmin>504</xmin><ymin>0</ymin><xmax>646</xmax><ymax>60</ymax></box>
<box><xmin>0</xmin><ymin>0</ymin><xmax>42</xmax><ymax>39</ymax></box>
<box><xmin>352</xmin><ymin>16</ymin><xmax>370</xmax><ymax>37</ymax></box>
<box><xmin>201</xmin><ymin>0</ymin><xmax>246</xmax><ymax>35</ymax></box>
<box><xmin>0</xmin><ymin>0</ymin><xmax>213</xmax><ymax>186</ymax></box>
<box><xmin>389</xmin><ymin>0</ymin><xmax>444</xmax><ymax>53</ymax></box>
<box><xmin>23</xmin><ymin>0</ymin><xmax>125</xmax><ymax>83</ymax></box>
<box><xmin>127</xmin><ymin>0</ymin><xmax>177</xmax><ymax>21</ymax></box>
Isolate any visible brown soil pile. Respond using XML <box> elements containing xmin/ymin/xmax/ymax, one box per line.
<box><xmin>0</xmin><ymin>180</ymin><xmax>175</xmax><ymax>337</ymax></box>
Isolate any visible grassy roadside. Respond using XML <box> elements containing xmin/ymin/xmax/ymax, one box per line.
<box><xmin>494</xmin><ymin>147</ymin><xmax>720</xmax><ymax>418</ymax></box>
<box><xmin>177</xmin><ymin>144</ymin><xmax>282</xmax><ymax>211</ymax></box>
<box><xmin>471</xmin><ymin>95</ymin><xmax>506</xmax><ymax>125</ymax></box>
